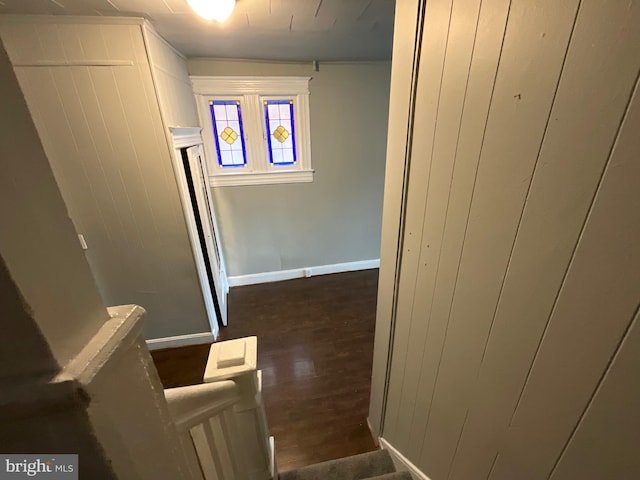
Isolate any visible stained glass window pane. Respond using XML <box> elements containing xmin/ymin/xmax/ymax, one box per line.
<box><xmin>264</xmin><ymin>99</ymin><xmax>297</xmax><ymax>166</ymax></box>
<box><xmin>210</xmin><ymin>100</ymin><xmax>247</xmax><ymax>167</ymax></box>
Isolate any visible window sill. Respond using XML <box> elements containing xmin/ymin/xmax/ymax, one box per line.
<box><xmin>209</xmin><ymin>170</ymin><xmax>314</xmax><ymax>187</ymax></box>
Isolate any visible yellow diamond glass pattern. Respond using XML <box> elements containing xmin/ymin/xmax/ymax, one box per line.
<box><xmin>264</xmin><ymin>99</ymin><xmax>296</xmax><ymax>165</ymax></box>
<box><xmin>273</xmin><ymin>125</ymin><xmax>290</xmax><ymax>143</ymax></box>
<box><xmin>220</xmin><ymin>126</ymin><xmax>239</xmax><ymax>145</ymax></box>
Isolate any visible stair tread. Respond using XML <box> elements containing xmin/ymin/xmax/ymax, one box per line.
<box><xmin>280</xmin><ymin>450</ymin><xmax>396</xmax><ymax>480</ymax></box>
<box><xmin>363</xmin><ymin>472</ymin><xmax>412</xmax><ymax>480</ymax></box>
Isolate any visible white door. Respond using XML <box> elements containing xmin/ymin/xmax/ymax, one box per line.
<box><xmin>185</xmin><ymin>145</ymin><xmax>229</xmax><ymax>326</ymax></box>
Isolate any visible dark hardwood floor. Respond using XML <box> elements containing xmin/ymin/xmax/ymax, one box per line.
<box><xmin>151</xmin><ymin>269</ymin><xmax>379</xmax><ymax>472</ymax></box>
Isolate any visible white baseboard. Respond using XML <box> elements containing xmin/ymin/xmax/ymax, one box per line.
<box><xmin>379</xmin><ymin>437</ymin><xmax>431</xmax><ymax>480</ymax></box>
<box><xmin>146</xmin><ymin>332</ymin><xmax>215</xmax><ymax>351</ymax></box>
<box><xmin>228</xmin><ymin>259</ymin><xmax>380</xmax><ymax>287</ymax></box>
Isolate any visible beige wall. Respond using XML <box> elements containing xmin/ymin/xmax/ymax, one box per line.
<box><xmin>188</xmin><ymin>59</ymin><xmax>390</xmax><ymax>276</ymax></box>
<box><xmin>371</xmin><ymin>1</ymin><xmax>640</xmax><ymax>479</ymax></box>
<box><xmin>0</xmin><ymin>18</ymin><xmax>210</xmax><ymax>339</ymax></box>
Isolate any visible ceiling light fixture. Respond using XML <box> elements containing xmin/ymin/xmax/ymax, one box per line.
<box><xmin>187</xmin><ymin>0</ymin><xmax>236</xmax><ymax>22</ymax></box>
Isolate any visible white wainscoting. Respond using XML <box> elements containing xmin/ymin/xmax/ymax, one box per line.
<box><xmin>227</xmin><ymin>259</ymin><xmax>380</xmax><ymax>287</ymax></box>
<box><xmin>379</xmin><ymin>437</ymin><xmax>432</xmax><ymax>480</ymax></box>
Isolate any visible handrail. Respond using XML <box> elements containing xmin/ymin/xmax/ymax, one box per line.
<box><xmin>165</xmin><ymin>381</ymin><xmax>240</xmax><ymax>431</ymax></box>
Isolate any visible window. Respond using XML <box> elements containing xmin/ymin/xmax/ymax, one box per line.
<box><xmin>192</xmin><ymin>76</ymin><xmax>313</xmax><ymax>187</ymax></box>
<box><xmin>264</xmin><ymin>100</ymin><xmax>296</xmax><ymax>166</ymax></box>
<box><xmin>210</xmin><ymin>100</ymin><xmax>247</xmax><ymax>168</ymax></box>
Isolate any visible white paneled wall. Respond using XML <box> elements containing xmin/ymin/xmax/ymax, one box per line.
<box><xmin>0</xmin><ymin>20</ymin><xmax>147</xmax><ymax>65</ymax></box>
<box><xmin>372</xmin><ymin>0</ymin><xmax>640</xmax><ymax>479</ymax></box>
<box><xmin>0</xmin><ymin>17</ymin><xmax>210</xmax><ymax>339</ymax></box>
<box><xmin>144</xmin><ymin>25</ymin><xmax>199</xmax><ymax>128</ymax></box>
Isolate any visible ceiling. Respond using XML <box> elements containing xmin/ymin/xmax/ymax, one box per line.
<box><xmin>0</xmin><ymin>0</ymin><xmax>395</xmax><ymax>61</ymax></box>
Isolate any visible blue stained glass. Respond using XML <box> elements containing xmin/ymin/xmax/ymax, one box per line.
<box><xmin>264</xmin><ymin>100</ymin><xmax>297</xmax><ymax>166</ymax></box>
<box><xmin>210</xmin><ymin>100</ymin><xmax>247</xmax><ymax>168</ymax></box>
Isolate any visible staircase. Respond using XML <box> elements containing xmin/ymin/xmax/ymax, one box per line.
<box><xmin>164</xmin><ymin>337</ymin><xmax>406</xmax><ymax>480</ymax></box>
<box><xmin>280</xmin><ymin>450</ymin><xmax>411</xmax><ymax>480</ymax></box>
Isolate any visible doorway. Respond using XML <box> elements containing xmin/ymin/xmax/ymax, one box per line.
<box><xmin>170</xmin><ymin>129</ymin><xmax>229</xmax><ymax>338</ymax></box>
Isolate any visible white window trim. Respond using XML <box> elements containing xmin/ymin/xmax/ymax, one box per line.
<box><xmin>191</xmin><ymin>76</ymin><xmax>313</xmax><ymax>187</ymax></box>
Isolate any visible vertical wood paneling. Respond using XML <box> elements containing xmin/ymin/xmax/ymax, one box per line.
<box><xmin>383</xmin><ymin>0</ymin><xmax>454</xmax><ymax>443</ymax></box>
<box><xmin>139</xmin><ymin>25</ymin><xmax>205</xmax><ymax>326</ymax></box>
<box><xmin>15</xmin><ymin>66</ymin><xmax>119</xmax><ymax>289</ymax></box>
<box><xmin>48</xmin><ymin>67</ymin><xmax>125</xmax><ymax>299</ymax></box>
<box><xmin>13</xmin><ymin>68</ymin><xmax>79</xmax><ymax>227</ymax></box>
<box><xmin>63</xmin><ymin>66</ymin><xmax>139</xmax><ymax>299</ymax></box>
<box><xmin>418</xmin><ymin>1</ymin><xmax>580</xmax><ymax>478</ymax></box>
<box><xmin>549</xmin><ymin>309</ymin><xmax>640</xmax><ymax>480</ymax></box>
<box><xmin>0</xmin><ymin>19</ymin><xmax>211</xmax><ymax>339</ymax></box>
<box><xmin>369</xmin><ymin>0</ymin><xmax>421</xmax><ymax>436</ymax></box>
<box><xmin>72</xmin><ymin>23</ymin><xmax>110</xmax><ymax>60</ymax></box>
<box><xmin>100</xmin><ymin>24</ymin><xmax>147</xmax><ymax>62</ymax></box>
<box><xmin>88</xmin><ymin>67</ymin><xmax>156</xmax><ymax>272</ymax></box>
<box><xmin>0</xmin><ymin>22</ymin><xmax>140</xmax><ymax>64</ymax></box>
<box><xmin>107</xmin><ymin>62</ymin><xmax>174</xmax><ymax>308</ymax></box>
<box><xmin>448</xmin><ymin>1</ymin><xmax>640</xmax><ymax>478</ymax></box>
<box><xmin>55</xmin><ymin>24</ymin><xmax>85</xmax><ymax>59</ymax></box>
<box><xmin>136</xmin><ymin>55</ymin><xmax>186</xmax><ymax>239</ymax></box>
<box><xmin>392</xmin><ymin>0</ymin><xmax>482</xmax><ymax>454</ymax></box>
<box><xmin>34</xmin><ymin>23</ymin><xmax>66</xmax><ymax>60</ymax></box>
<box><xmin>145</xmin><ymin>25</ymin><xmax>199</xmax><ymax>128</ymax></box>
<box><xmin>135</xmin><ymin>28</ymin><xmax>210</xmax><ymax>324</ymax></box>
<box><xmin>489</xmin><ymin>69</ymin><xmax>640</xmax><ymax>480</ymax></box>
<box><xmin>377</xmin><ymin>0</ymin><xmax>640</xmax><ymax>478</ymax></box>
<box><xmin>0</xmin><ymin>40</ymin><xmax>110</xmax><ymax>368</ymax></box>
<box><xmin>0</xmin><ymin>22</ymin><xmax>43</xmax><ymax>63</ymax></box>
<box><xmin>406</xmin><ymin>0</ymin><xmax>511</xmax><ymax>461</ymax></box>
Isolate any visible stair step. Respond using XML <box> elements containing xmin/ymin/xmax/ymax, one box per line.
<box><xmin>280</xmin><ymin>450</ymin><xmax>396</xmax><ymax>480</ymax></box>
<box><xmin>364</xmin><ymin>472</ymin><xmax>412</xmax><ymax>480</ymax></box>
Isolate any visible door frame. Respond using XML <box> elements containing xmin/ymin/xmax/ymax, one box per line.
<box><xmin>169</xmin><ymin>127</ymin><xmax>229</xmax><ymax>339</ymax></box>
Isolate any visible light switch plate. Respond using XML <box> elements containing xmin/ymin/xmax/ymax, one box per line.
<box><xmin>78</xmin><ymin>234</ymin><xmax>88</xmax><ymax>250</ymax></box>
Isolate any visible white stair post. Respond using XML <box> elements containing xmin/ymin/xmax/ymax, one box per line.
<box><xmin>203</xmin><ymin>336</ymin><xmax>277</xmax><ymax>480</ymax></box>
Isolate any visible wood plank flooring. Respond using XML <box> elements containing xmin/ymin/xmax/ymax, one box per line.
<box><xmin>150</xmin><ymin>269</ymin><xmax>379</xmax><ymax>472</ymax></box>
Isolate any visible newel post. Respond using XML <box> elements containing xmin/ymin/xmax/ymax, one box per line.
<box><xmin>204</xmin><ymin>337</ymin><xmax>277</xmax><ymax>480</ymax></box>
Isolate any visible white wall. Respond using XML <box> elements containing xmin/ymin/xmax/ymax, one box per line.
<box><xmin>371</xmin><ymin>0</ymin><xmax>640</xmax><ymax>479</ymax></box>
<box><xmin>144</xmin><ymin>24</ymin><xmax>199</xmax><ymax>128</ymax></box>
<box><xmin>188</xmin><ymin>59</ymin><xmax>391</xmax><ymax>277</ymax></box>
<box><xmin>0</xmin><ymin>17</ymin><xmax>210</xmax><ymax>340</ymax></box>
